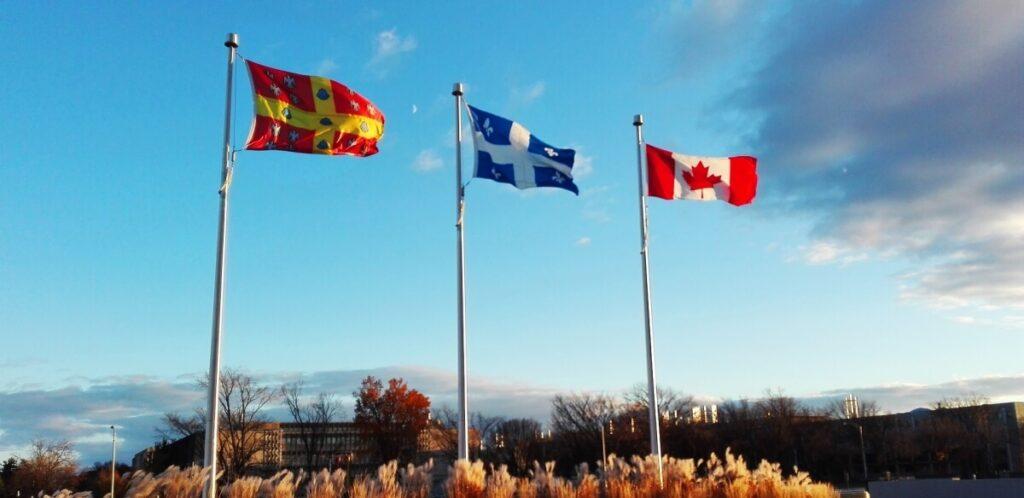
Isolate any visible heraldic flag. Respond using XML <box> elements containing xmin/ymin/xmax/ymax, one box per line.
<box><xmin>468</xmin><ymin>105</ymin><xmax>580</xmax><ymax>195</ymax></box>
<box><xmin>244</xmin><ymin>60</ymin><xmax>385</xmax><ymax>156</ymax></box>
<box><xmin>646</xmin><ymin>144</ymin><xmax>757</xmax><ymax>206</ymax></box>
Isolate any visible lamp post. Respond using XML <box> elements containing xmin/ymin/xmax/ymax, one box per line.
<box><xmin>109</xmin><ymin>426</ymin><xmax>117</xmax><ymax>498</ymax></box>
<box><xmin>844</xmin><ymin>422</ymin><xmax>868</xmax><ymax>483</ymax></box>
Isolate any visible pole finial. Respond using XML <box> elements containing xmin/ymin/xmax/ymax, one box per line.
<box><xmin>634</xmin><ymin>114</ymin><xmax>644</xmax><ymax>126</ymax></box>
<box><xmin>452</xmin><ymin>82</ymin><xmax>464</xmax><ymax>96</ymax></box>
<box><xmin>225</xmin><ymin>33</ymin><xmax>239</xmax><ymax>48</ymax></box>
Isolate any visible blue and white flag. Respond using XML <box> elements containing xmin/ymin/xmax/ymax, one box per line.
<box><xmin>467</xmin><ymin>105</ymin><xmax>579</xmax><ymax>195</ymax></box>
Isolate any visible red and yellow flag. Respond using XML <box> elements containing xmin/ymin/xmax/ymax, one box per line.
<box><xmin>244</xmin><ymin>60</ymin><xmax>384</xmax><ymax>157</ymax></box>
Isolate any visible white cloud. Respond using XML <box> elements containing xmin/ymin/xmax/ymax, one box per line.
<box><xmin>797</xmin><ymin>240</ymin><xmax>867</xmax><ymax>266</ymax></box>
<box><xmin>411</xmin><ymin>104</ymin><xmax>418</xmax><ymax>114</ymax></box>
<box><xmin>368</xmin><ymin>28</ymin><xmax>417</xmax><ymax>72</ymax></box>
<box><xmin>411</xmin><ymin>149</ymin><xmax>443</xmax><ymax>173</ymax></box>
<box><xmin>581</xmin><ymin>185</ymin><xmax>614</xmax><ymax>223</ymax></box>
<box><xmin>511</xmin><ymin>81</ymin><xmax>546</xmax><ymax>105</ymax></box>
<box><xmin>572</xmin><ymin>150</ymin><xmax>594</xmax><ymax>180</ymax></box>
<box><xmin>5</xmin><ymin>367</ymin><xmax>1024</xmax><ymax>466</ymax></box>
<box><xmin>711</xmin><ymin>0</ymin><xmax>1024</xmax><ymax>310</ymax></box>
<box><xmin>316</xmin><ymin>58</ymin><xmax>338</xmax><ymax>75</ymax></box>
<box><xmin>0</xmin><ymin>367</ymin><xmax>559</xmax><ymax>465</ymax></box>
<box><xmin>575</xmin><ymin>237</ymin><xmax>592</xmax><ymax>247</ymax></box>
<box><xmin>807</xmin><ymin>374</ymin><xmax>1024</xmax><ymax>413</ymax></box>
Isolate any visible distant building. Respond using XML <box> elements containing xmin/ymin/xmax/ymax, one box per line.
<box><xmin>134</xmin><ymin>421</ymin><xmax>448</xmax><ymax>473</ymax></box>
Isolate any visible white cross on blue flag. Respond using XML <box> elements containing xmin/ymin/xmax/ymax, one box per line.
<box><xmin>467</xmin><ymin>105</ymin><xmax>579</xmax><ymax>195</ymax></box>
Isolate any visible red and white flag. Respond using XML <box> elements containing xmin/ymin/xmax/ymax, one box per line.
<box><xmin>646</xmin><ymin>144</ymin><xmax>757</xmax><ymax>206</ymax></box>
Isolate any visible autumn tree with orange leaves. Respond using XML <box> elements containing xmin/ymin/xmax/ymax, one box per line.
<box><xmin>353</xmin><ymin>376</ymin><xmax>431</xmax><ymax>464</ymax></box>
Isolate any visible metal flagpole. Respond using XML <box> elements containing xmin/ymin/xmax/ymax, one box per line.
<box><xmin>110</xmin><ymin>426</ymin><xmax>116</xmax><ymax>498</ymax></box>
<box><xmin>203</xmin><ymin>32</ymin><xmax>238</xmax><ymax>498</ymax></box>
<box><xmin>633</xmin><ymin>114</ymin><xmax>664</xmax><ymax>486</ymax></box>
<box><xmin>453</xmin><ymin>82</ymin><xmax>470</xmax><ymax>460</ymax></box>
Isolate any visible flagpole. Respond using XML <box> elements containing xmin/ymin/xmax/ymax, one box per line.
<box><xmin>203</xmin><ymin>32</ymin><xmax>238</xmax><ymax>498</ymax></box>
<box><xmin>453</xmin><ymin>82</ymin><xmax>470</xmax><ymax>460</ymax></box>
<box><xmin>633</xmin><ymin>114</ymin><xmax>664</xmax><ymax>486</ymax></box>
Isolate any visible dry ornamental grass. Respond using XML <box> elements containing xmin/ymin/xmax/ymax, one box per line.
<box><xmin>46</xmin><ymin>451</ymin><xmax>835</xmax><ymax>498</ymax></box>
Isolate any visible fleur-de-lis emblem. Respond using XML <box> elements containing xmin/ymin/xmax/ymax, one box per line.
<box><xmin>350</xmin><ymin>100</ymin><xmax>360</xmax><ymax>111</ymax></box>
<box><xmin>270</xmin><ymin>84</ymin><xmax>281</xmax><ymax>96</ymax></box>
<box><xmin>551</xmin><ymin>172</ymin><xmax>565</xmax><ymax>184</ymax></box>
<box><xmin>544</xmin><ymin>147</ymin><xmax>558</xmax><ymax>157</ymax></box>
<box><xmin>367</xmin><ymin>105</ymin><xmax>376</xmax><ymax>116</ymax></box>
<box><xmin>289</xmin><ymin>93</ymin><xmax>301</xmax><ymax>105</ymax></box>
<box><xmin>482</xmin><ymin>118</ymin><xmax>494</xmax><ymax>136</ymax></box>
<box><xmin>288</xmin><ymin>130</ymin><xmax>299</xmax><ymax>143</ymax></box>
<box><xmin>492</xmin><ymin>167</ymin><xmax>502</xmax><ymax>179</ymax></box>
<box><xmin>265</xmin><ymin>142</ymin><xmax>276</xmax><ymax>150</ymax></box>
<box><xmin>283</xmin><ymin>75</ymin><xmax>295</xmax><ymax>88</ymax></box>
<box><xmin>270</xmin><ymin>122</ymin><xmax>281</xmax><ymax>139</ymax></box>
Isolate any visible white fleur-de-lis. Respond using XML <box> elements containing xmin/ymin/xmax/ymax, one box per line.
<box><xmin>283</xmin><ymin>75</ymin><xmax>295</xmax><ymax>88</ymax></box>
<box><xmin>288</xmin><ymin>130</ymin><xmax>299</xmax><ymax>143</ymax></box>
<box><xmin>492</xmin><ymin>167</ymin><xmax>502</xmax><ymax>179</ymax></box>
<box><xmin>367</xmin><ymin>105</ymin><xmax>376</xmax><ymax>116</ymax></box>
<box><xmin>270</xmin><ymin>84</ymin><xmax>281</xmax><ymax>96</ymax></box>
<box><xmin>482</xmin><ymin>117</ymin><xmax>494</xmax><ymax>136</ymax></box>
<box><xmin>270</xmin><ymin>122</ymin><xmax>281</xmax><ymax>138</ymax></box>
<box><xmin>350</xmin><ymin>100</ymin><xmax>360</xmax><ymax>111</ymax></box>
<box><xmin>544</xmin><ymin>147</ymin><xmax>558</xmax><ymax>157</ymax></box>
<box><xmin>551</xmin><ymin>172</ymin><xmax>565</xmax><ymax>184</ymax></box>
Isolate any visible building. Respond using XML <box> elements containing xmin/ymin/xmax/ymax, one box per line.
<box><xmin>134</xmin><ymin>421</ymin><xmax>444</xmax><ymax>473</ymax></box>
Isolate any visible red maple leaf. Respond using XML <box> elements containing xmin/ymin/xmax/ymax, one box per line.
<box><xmin>682</xmin><ymin>161</ymin><xmax>722</xmax><ymax>193</ymax></box>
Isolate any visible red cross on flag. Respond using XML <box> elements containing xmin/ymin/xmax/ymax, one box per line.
<box><xmin>645</xmin><ymin>144</ymin><xmax>757</xmax><ymax>206</ymax></box>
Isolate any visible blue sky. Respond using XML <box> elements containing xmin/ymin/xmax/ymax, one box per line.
<box><xmin>2</xmin><ymin>1</ymin><xmax>1023</xmax><ymax>464</ymax></box>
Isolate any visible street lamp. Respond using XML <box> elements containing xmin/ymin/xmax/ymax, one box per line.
<box><xmin>843</xmin><ymin>421</ymin><xmax>868</xmax><ymax>483</ymax></box>
<box><xmin>110</xmin><ymin>426</ymin><xmax>117</xmax><ymax>498</ymax></box>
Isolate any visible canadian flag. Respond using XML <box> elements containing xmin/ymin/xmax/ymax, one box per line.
<box><xmin>646</xmin><ymin>144</ymin><xmax>757</xmax><ymax>206</ymax></box>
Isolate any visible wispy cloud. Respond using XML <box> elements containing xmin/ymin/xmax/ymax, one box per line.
<box><xmin>796</xmin><ymin>240</ymin><xmax>867</xmax><ymax>266</ymax></box>
<box><xmin>572</xmin><ymin>150</ymin><xmax>594</xmax><ymax>180</ymax></box>
<box><xmin>575</xmin><ymin>236</ymin><xmax>592</xmax><ymax>247</ymax></box>
<box><xmin>316</xmin><ymin>58</ymin><xmax>338</xmax><ymax>75</ymax></box>
<box><xmin>679</xmin><ymin>0</ymin><xmax>1024</xmax><ymax>310</ymax></box>
<box><xmin>511</xmin><ymin>81</ymin><xmax>546</xmax><ymax>105</ymax></box>
<box><xmin>411</xmin><ymin>149</ymin><xmax>443</xmax><ymax>173</ymax></box>
<box><xmin>367</xmin><ymin>28</ymin><xmax>417</xmax><ymax>75</ymax></box>
<box><xmin>0</xmin><ymin>367</ymin><xmax>558</xmax><ymax>465</ymax></box>
<box><xmin>3</xmin><ymin>367</ymin><xmax>1023</xmax><ymax>464</ymax></box>
<box><xmin>581</xmin><ymin>185</ymin><xmax>614</xmax><ymax>223</ymax></box>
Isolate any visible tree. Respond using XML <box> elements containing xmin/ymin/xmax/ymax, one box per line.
<box><xmin>209</xmin><ymin>369</ymin><xmax>278</xmax><ymax>478</ymax></box>
<box><xmin>155</xmin><ymin>411</ymin><xmax>204</xmax><ymax>441</ymax></box>
<box><xmin>158</xmin><ymin>370</ymin><xmax>278</xmax><ymax>477</ymax></box>
<box><xmin>489</xmin><ymin>418</ymin><xmax>542</xmax><ymax>474</ymax></box>
<box><xmin>76</xmin><ymin>461</ymin><xmax>131</xmax><ymax>498</ymax></box>
<box><xmin>624</xmin><ymin>384</ymin><xmax>694</xmax><ymax>417</ymax></box>
<box><xmin>282</xmin><ymin>381</ymin><xmax>343</xmax><ymax>471</ymax></box>
<box><xmin>9</xmin><ymin>440</ymin><xmax>78</xmax><ymax>496</ymax></box>
<box><xmin>824</xmin><ymin>398</ymin><xmax>881</xmax><ymax>419</ymax></box>
<box><xmin>550</xmin><ymin>393</ymin><xmax>618</xmax><ymax>465</ymax></box>
<box><xmin>0</xmin><ymin>457</ymin><xmax>17</xmax><ymax>498</ymax></box>
<box><xmin>353</xmin><ymin>376</ymin><xmax>431</xmax><ymax>464</ymax></box>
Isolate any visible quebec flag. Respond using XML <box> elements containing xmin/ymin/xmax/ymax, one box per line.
<box><xmin>467</xmin><ymin>105</ymin><xmax>579</xmax><ymax>195</ymax></box>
